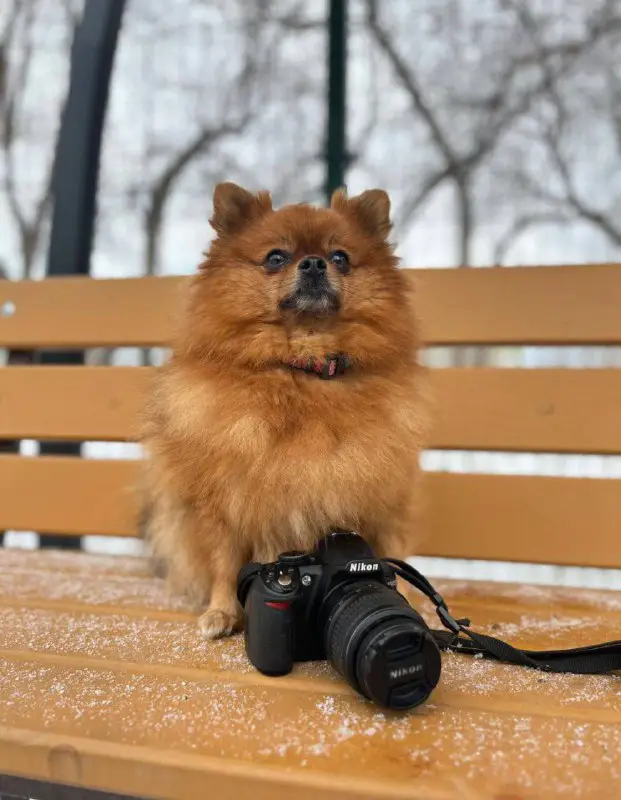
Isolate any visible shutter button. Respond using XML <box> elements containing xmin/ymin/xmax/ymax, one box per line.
<box><xmin>277</xmin><ymin>572</ymin><xmax>293</xmax><ymax>588</ymax></box>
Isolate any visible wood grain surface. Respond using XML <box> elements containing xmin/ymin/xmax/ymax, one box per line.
<box><xmin>0</xmin><ymin>549</ymin><xmax>618</xmax><ymax>799</ymax></box>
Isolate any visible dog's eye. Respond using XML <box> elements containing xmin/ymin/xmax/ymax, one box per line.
<box><xmin>330</xmin><ymin>250</ymin><xmax>350</xmax><ymax>273</ymax></box>
<box><xmin>264</xmin><ymin>249</ymin><xmax>290</xmax><ymax>271</ymax></box>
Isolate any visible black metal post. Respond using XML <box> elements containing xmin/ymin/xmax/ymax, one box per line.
<box><xmin>38</xmin><ymin>0</ymin><xmax>126</xmax><ymax>550</ymax></box>
<box><xmin>325</xmin><ymin>0</ymin><xmax>348</xmax><ymax>202</ymax></box>
<box><xmin>46</xmin><ymin>0</ymin><xmax>126</xmax><ymax>280</ymax></box>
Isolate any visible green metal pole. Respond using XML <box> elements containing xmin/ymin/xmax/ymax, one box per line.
<box><xmin>325</xmin><ymin>0</ymin><xmax>348</xmax><ymax>202</ymax></box>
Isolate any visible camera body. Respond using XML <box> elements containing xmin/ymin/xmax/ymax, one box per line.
<box><xmin>237</xmin><ymin>532</ymin><xmax>442</xmax><ymax>710</ymax></box>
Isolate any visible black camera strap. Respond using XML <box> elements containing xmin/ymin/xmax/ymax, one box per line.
<box><xmin>385</xmin><ymin>558</ymin><xmax>621</xmax><ymax>675</ymax></box>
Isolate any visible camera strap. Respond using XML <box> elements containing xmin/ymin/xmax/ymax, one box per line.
<box><xmin>384</xmin><ymin>558</ymin><xmax>621</xmax><ymax>674</ymax></box>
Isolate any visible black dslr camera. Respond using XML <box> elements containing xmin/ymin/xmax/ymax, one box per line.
<box><xmin>236</xmin><ymin>532</ymin><xmax>442</xmax><ymax>710</ymax></box>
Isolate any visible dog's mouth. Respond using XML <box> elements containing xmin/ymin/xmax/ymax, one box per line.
<box><xmin>279</xmin><ymin>289</ymin><xmax>340</xmax><ymax>315</ymax></box>
<box><xmin>279</xmin><ymin>274</ymin><xmax>340</xmax><ymax>315</ymax></box>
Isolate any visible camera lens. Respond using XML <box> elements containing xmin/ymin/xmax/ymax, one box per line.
<box><xmin>324</xmin><ymin>583</ymin><xmax>442</xmax><ymax>710</ymax></box>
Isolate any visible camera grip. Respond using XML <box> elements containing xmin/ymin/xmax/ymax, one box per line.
<box><xmin>243</xmin><ymin>578</ymin><xmax>296</xmax><ymax>676</ymax></box>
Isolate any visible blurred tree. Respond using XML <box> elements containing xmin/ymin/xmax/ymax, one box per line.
<box><xmin>492</xmin><ymin>0</ymin><xmax>621</xmax><ymax>263</ymax></box>
<box><xmin>95</xmin><ymin>0</ymin><xmax>327</xmax><ymax>280</ymax></box>
<box><xmin>0</xmin><ymin>0</ymin><xmax>82</xmax><ymax>279</ymax></box>
<box><xmin>363</xmin><ymin>0</ymin><xmax>621</xmax><ymax>267</ymax></box>
<box><xmin>2</xmin><ymin>0</ymin><xmax>620</xmax><ymax>280</ymax></box>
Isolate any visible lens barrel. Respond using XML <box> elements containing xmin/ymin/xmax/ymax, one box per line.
<box><xmin>324</xmin><ymin>582</ymin><xmax>441</xmax><ymax>710</ymax></box>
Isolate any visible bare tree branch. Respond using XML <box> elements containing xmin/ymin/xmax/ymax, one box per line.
<box><xmin>136</xmin><ymin>8</ymin><xmax>268</xmax><ymax>279</ymax></box>
<box><xmin>0</xmin><ymin>0</ymin><xmax>78</xmax><ymax>278</ymax></box>
<box><xmin>504</xmin><ymin>1</ymin><xmax>621</xmax><ymax>249</ymax></box>
<box><xmin>57</xmin><ymin>0</ymin><xmax>83</xmax><ymax>31</ymax></box>
<box><xmin>0</xmin><ymin>1</ymin><xmax>21</xmax><ymax>109</ymax></box>
<box><xmin>367</xmin><ymin>0</ymin><xmax>621</xmax><ymax>266</ymax></box>
<box><xmin>367</xmin><ymin>0</ymin><xmax>457</xmax><ymax>168</ymax></box>
<box><xmin>144</xmin><ymin>115</ymin><xmax>252</xmax><ymax>276</ymax></box>
<box><xmin>494</xmin><ymin>211</ymin><xmax>572</xmax><ymax>265</ymax></box>
<box><xmin>2</xmin><ymin>0</ymin><xmax>40</xmax><ymax>277</ymax></box>
<box><xmin>366</xmin><ymin>0</ymin><xmax>555</xmax><ymax>262</ymax></box>
<box><xmin>549</xmin><ymin>141</ymin><xmax>621</xmax><ymax>245</ymax></box>
<box><xmin>366</xmin><ymin>0</ymin><xmax>478</xmax><ymax>262</ymax></box>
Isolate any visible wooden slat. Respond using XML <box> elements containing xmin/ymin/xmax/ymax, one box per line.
<box><xmin>1</xmin><ymin>455</ymin><xmax>619</xmax><ymax>568</ymax></box>
<box><xmin>1</xmin><ymin>548</ymin><xmax>618</xmax><ymax>617</ymax></box>
<box><xmin>423</xmin><ymin>471</ymin><xmax>621</xmax><ymax>568</ymax></box>
<box><xmin>431</xmin><ymin>368</ymin><xmax>621</xmax><ymax>453</ymax></box>
<box><xmin>0</xmin><ymin>550</ymin><xmax>619</xmax><ymax>799</ymax></box>
<box><xmin>3</xmin><ymin>366</ymin><xmax>621</xmax><ymax>454</ymax></box>
<box><xmin>0</xmin><ymin>366</ymin><xmax>153</xmax><ymax>441</ymax></box>
<box><xmin>0</xmin><ymin>456</ymin><xmax>137</xmax><ymax>537</ymax></box>
<box><xmin>416</xmin><ymin>263</ymin><xmax>621</xmax><ymax>345</ymax></box>
<box><xmin>0</xmin><ymin>275</ymin><xmax>183</xmax><ymax>348</ymax></box>
<box><xmin>2</xmin><ymin>265</ymin><xmax>621</xmax><ymax>348</ymax></box>
<box><xmin>0</xmin><ymin>574</ymin><xmax>619</xmax><ymax>677</ymax></box>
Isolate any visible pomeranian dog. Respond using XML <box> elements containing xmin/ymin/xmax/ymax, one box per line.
<box><xmin>141</xmin><ymin>183</ymin><xmax>427</xmax><ymax>638</ymax></box>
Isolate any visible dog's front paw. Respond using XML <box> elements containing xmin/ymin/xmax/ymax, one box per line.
<box><xmin>198</xmin><ymin>609</ymin><xmax>238</xmax><ymax>639</ymax></box>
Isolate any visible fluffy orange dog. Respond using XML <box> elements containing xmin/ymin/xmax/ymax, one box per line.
<box><xmin>141</xmin><ymin>183</ymin><xmax>427</xmax><ymax>638</ymax></box>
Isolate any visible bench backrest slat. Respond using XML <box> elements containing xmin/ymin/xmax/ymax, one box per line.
<box><xmin>0</xmin><ymin>455</ymin><xmax>618</xmax><ymax>569</ymax></box>
<box><xmin>2</xmin><ymin>366</ymin><xmax>621</xmax><ymax>455</ymax></box>
<box><xmin>2</xmin><ymin>265</ymin><xmax>621</xmax><ymax>348</ymax></box>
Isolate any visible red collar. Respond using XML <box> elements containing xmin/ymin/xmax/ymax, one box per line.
<box><xmin>286</xmin><ymin>353</ymin><xmax>352</xmax><ymax>380</ymax></box>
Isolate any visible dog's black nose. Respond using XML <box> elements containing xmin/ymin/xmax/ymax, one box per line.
<box><xmin>298</xmin><ymin>256</ymin><xmax>327</xmax><ymax>275</ymax></box>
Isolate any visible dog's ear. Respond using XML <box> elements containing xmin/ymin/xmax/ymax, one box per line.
<box><xmin>331</xmin><ymin>188</ymin><xmax>391</xmax><ymax>239</ymax></box>
<box><xmin>210</xmin><ymin>183</ymin><xmax>273</xmax><ymax>236</ymax></box>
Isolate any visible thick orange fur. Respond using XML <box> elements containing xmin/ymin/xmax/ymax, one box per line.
<box><xmin>141</xmin><ymin>184</ymin><xmax>429</xmax><ymax>638</ymax></box>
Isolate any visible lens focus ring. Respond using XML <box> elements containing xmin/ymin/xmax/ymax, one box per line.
<box><xmin>326</xmin><ymin>583</ymin><xmax>411</xmax><ymax>684</ymax></box>
<box><xmin>324</xmin><ymin>582</ymin><xmax>441</xmax><ymax>710</ymax></box>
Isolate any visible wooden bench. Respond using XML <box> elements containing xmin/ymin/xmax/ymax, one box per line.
<box><xmin>0</xmin><ymin>266</ymin><xmax>619</xmax><ymax>800</ymax></box>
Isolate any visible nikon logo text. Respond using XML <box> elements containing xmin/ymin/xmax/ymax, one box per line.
<box><xmin>390</xmin><ymin>664</ymin><xmax>423</xmax><ymax>679</ymax></box>
<box><xmin>348</xmin><ymin>562</ymin><xmax>380</xmax><ymax>573</ymax></box>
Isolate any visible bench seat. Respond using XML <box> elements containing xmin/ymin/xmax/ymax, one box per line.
<box><xmin>0</xmin><ymin>548</ymin><xmax>618</xmax><ymax>799</ymax></box>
